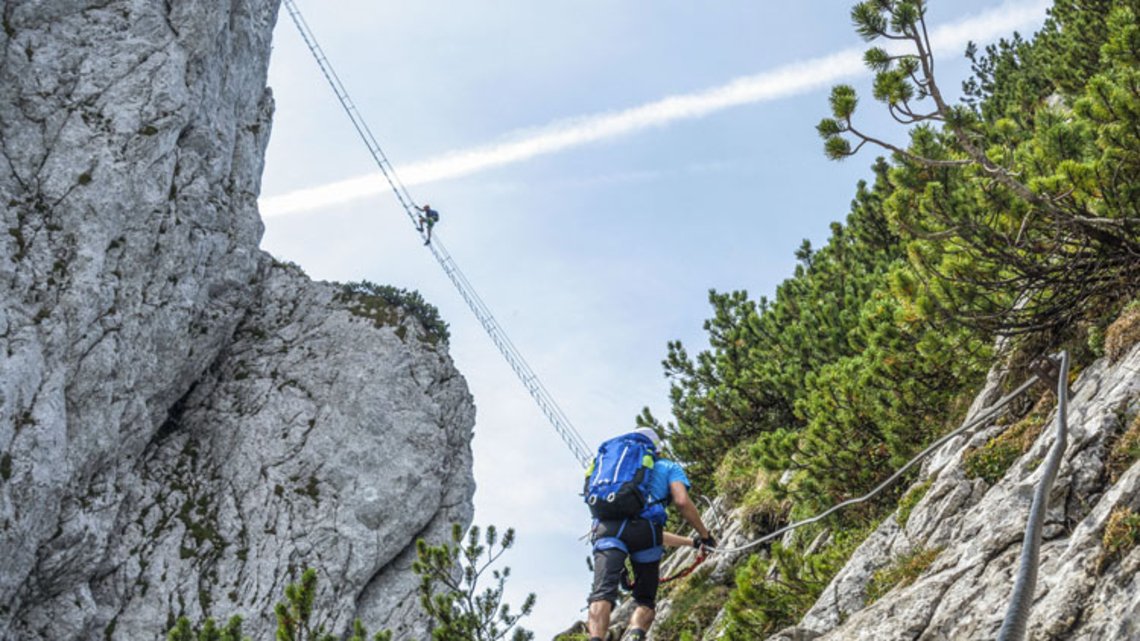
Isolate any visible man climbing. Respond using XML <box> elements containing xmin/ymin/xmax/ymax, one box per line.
<box><xmin>584</xmin><ymin>427</ymin><xmax>716</xmax><ymax>641</ymax></box>
<box><xmin>416</xmin><ymin>203</ymin><xmax>440</xmax><ymax>245</ymax></box>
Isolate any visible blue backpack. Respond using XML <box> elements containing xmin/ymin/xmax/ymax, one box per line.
<box><xmin>583</xmin><ymin>432</ymin><xmax>665</xmax><ymax>523</ymax></box>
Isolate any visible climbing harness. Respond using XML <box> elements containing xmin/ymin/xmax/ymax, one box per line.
<box><xmin>282</xmin><ymin>0</ymin><xmax>592</xmax><ymax>467</ymax></box>
<box><xmin>593</xmin><ymin>519</ymin><xmax>665</xmax><ymax>569</ymax></box>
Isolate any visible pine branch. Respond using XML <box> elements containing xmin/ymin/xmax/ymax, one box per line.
<box><xmin>844</xmin><ymin>120</ymin><xmax>970</xmax><ymax>167</ymax></box>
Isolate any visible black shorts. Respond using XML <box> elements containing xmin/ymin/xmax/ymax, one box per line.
<box><xmin>587</xmin><ymin>519</ymin><xmax>663</xmax><ymax>609</ymax></box>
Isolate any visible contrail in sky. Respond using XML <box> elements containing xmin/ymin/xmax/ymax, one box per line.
<box><xmin>260</xmin><ymin>1</ymin><xmax>1049</xmax><ymax>218</ymax></box>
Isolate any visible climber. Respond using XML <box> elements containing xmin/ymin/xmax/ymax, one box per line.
<box><xmin>416</xmin><ymin>203</ymin><xmax>440</xmax><ymax>245</ymax></box>
<box><xmin>584</xmin><ymin>427</ymin><xmax>716</xmax><ymax>641</ymax></box>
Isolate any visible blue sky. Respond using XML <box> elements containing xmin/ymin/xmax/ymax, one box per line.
<box><xmin>259</xmin><ymin>1</ymin><xmax>1050</xmax><ymax>637</ymax></box>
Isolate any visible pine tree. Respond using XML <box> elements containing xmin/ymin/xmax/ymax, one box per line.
<box><xmin>413</xmin><ymin>523</ymin><xmax>536</xmax><ymax>641</ymax></box>
<box><xmin>818</xmin><ymin>0</ymin><xmax>1140</xmax><ymax>334</ymax></box>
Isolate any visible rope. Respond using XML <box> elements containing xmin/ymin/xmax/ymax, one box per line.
<box><xmin>659</xmin><ymin>550</ymin><xmax>709</xmax><ymax>585</ymax></box>
<box><xmin>281</xmin><ymin>0</ymin><xmax>593</xmax><ymax>467</ymax></box>
<box><xmin>710</xmin><ymin>372</ymin><xmax>1043</xmax><ymax>555</ymax></box>
<box><xmin>617</xmin><ymin>549</ymin><xmax>708</xmax><ymax>592</ymax></box>
<box><xmin>997</xmin><ymin>350</ymin><xmax>1070</xmax><ymax>641</ymax></box>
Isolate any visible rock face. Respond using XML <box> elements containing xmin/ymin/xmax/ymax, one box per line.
<box><xmin>0</xmin><ymin>1</ymin><xmax>474</xmax><ymax>639</ymax></box>
<box><xmin>765</xmin><ymin>341</ymin><xmax>1140</xmax><ymax>641</ymax></box>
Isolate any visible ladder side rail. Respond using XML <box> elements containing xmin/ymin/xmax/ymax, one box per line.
<box><xmin>431</xmin><ymin>242</ymin><xmax>592</xmax><ymax>464</ymax></box>
<box><xmin>430</xmin><ymin>239</ymin><xmax>591</xmax><ymax>463</ymax></box>
<box><xmin>284</xmin><ymin>0</ymin><xmax>419</xmax><ymax>222</ymax></box>
<box><xmin>430</xmin><ymin>240</ymin><xmax>592</xmax><ymax>460</ymax></box>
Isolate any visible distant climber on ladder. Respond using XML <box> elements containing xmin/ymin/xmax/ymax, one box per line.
<box><xmin>416</xmin><ymin>203</ymin><xmax>440</xmax><ymax>245</ymax></box>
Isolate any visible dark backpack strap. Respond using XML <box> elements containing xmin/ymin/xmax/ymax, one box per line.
<box><xmin>615</xmin><ymin>519</ymin><xmax>628</xmax><ymax>539</ymax></box>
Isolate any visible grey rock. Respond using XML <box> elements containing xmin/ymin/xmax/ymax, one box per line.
<box><xmin>1</xmin><ymin>1</ymin><xmax>474</xmax><ymax>639</ymax></box>
<box><xmin>774</xmin><ymin>342</ymin><xmax>1140</xmax><ymax>641</ymax></box>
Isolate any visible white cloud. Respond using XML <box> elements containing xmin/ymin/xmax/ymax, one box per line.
<box><xmin>259</xmin><ymin>0</ymin><xmax>1048</xmax><ymax>219</ymax></box>
<box><xmin>927</xmin><ymin>0</ymin><xmax>1048</xmax><ymax>51</ymax></box>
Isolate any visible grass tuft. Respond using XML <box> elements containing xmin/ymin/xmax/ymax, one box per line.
<box><xmin>865</xmin><ymin>546</ymin><xmax>943</xmax><ymax>604</ymax></box>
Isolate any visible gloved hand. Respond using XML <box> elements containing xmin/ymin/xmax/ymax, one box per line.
<box><xmin>692</xmin><ymin>535</ymin><xmax>717</xmax><ymax>551</ymax></box>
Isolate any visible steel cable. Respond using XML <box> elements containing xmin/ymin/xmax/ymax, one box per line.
<box><xmin>997</xmin><ymin>350</ymin><xmax>1070</xmax><ymax>641</ymax></box>
<box><xmin>710</xmin><ymin>373</ymin><xmax>1043</xmax><ymax>556</ymax></box>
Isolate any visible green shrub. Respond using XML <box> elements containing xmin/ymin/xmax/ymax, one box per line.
<box><xmin>654</xmin><ymin>570</ymin><xmax>730</xmax><ymax>641</ymax></box>
<box><xmin>1106</xmin><ymin>413</ymin><xmax>1140</xmax><ymax>482</ymax></box>
<box><xmin>1098</xmin><ymin>506</ymin><xmax>1140</xmax><ymax>572</ymax></box>
<box><xmin>963</xmin><ymin>395</ymin><xmax>1052</xmax><ymax>484</ymax></box>
<box><xmin>1087</xmin><ymin>324</ymin><xmax>1106</xmax><ymax>357</ymax></box>
<box><xmin>738</xmin><ymin>482</ymin><xmax>791</xmax><ymax>539</ymax></box>
<box><xmin>655</xmin><ymin>0</ymin><xmax>1140</xmax><ymax>636</ymax></box>
<box><xmin>723</xmin><ymin>521</ymin><xmax>877</xmax><ymax>640</ymax></box>
<box><xmin>413</xmin><ymin>523</ymin><xmax>535</xmax><ymax>641</ymax></box>
<box><xmin>895</xmin><ymin>478</ymin><xmax>933</xmax><ymax>528</ymax></box>
<box><xmin>167</xmin><ymin>615</ymin><xmax>249</xmax><ymax>641</ymax></box>
<box><xmin>713</xmin><ymin>443</ymin><xmax>759</xmax><ymax>505</ymax></box>
<box><xmin>1106</xmin><ymin>301</ymin><xmax>1140</xmax><ymax>363</ymax></box>
<box><xmin>713</xmin><ymin>448</ymin><xmax>790</xmax><ymax>536</ymax></box>
<box><xmin>276</xmin><ymin>569</ymin><xmax>393</xmax><ymax>641</ymax></box>
<box><xmin>865</xmin><ymin>546</ymin><xmax>943</xmax><ymax>604</ymax></box>
<box><xmin>163</xmin><ymin>523</ymin><xmax>528</xmax><ymax>641</ymax></box>
<box><xmin>723</xmin><ymin>548</ymin><xmax>815</xmax><ymax>640</ymax></box>
<box><xmin>167</xmin><ymin>569</ymin><xmax>390</xmax><ymax>641</ymax></box>
<box><xmin>963</xmin><ymin>437</ymin><xmax>1023</xmax><ymax>485</ymax></box>
<box><xmin>337</xmin><ymin>280</ymin><xmax>449</xmax><ymax>343</ymax></box>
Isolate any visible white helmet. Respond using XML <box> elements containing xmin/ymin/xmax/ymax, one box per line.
<box><xmin>633</xmin><ymin>427</ymin><xmax>662</xmax><ymax>450</ymax></box>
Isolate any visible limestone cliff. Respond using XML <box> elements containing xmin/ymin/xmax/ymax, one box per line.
<box><xmin>0</xmin><ymin>1</ymin><xmax>474</xmax><ymax>639</ymax></box>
